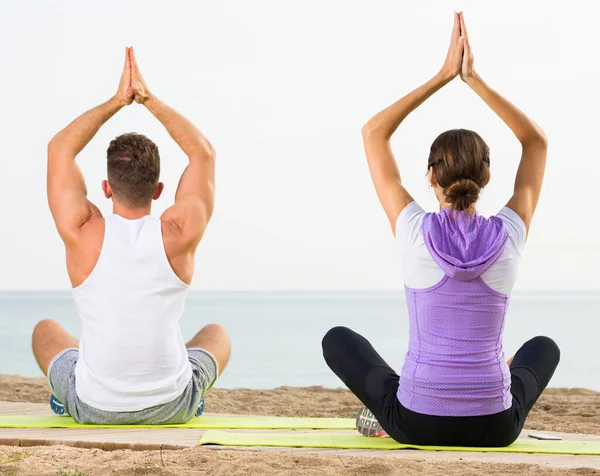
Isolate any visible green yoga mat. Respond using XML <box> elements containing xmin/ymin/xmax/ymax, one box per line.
<box><xmin>199</xmin><ymin>431</ymin><xmax>600</xmax><ymax>455</ymax></box>
<box><xmin>0</xmin><ymin>415</ymin><xmax>354</xmax><ymax>430</ymax></box>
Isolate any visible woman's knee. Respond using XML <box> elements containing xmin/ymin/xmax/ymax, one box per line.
<box><xmin>322</xmin><ymin>326</ymin><xmax>352</xmax><ymax>353</ymax></box>
<box><xmin>531</xmin><ymin>336</ymin><xmax>560</xmax><ymax>364</ymax></box>
<box><xmin>516</xmin><ymin>335</ymin><xmax>560</xmax><ymax>368</ymax></box>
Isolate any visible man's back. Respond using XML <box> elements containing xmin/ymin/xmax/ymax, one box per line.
<box><xmin>73</xmin><ymin>214</ymin><xmax>191</xmax><ymax>412</ymax></box>
<box><xmin>34</xmin><ymin>47</ymin><xmax>230</xmax><ymax>425</ymax></box>
<box><xmin>67</xmin><ymin>215</ymin><xmax>194</xmax><ymax>288</ymax></box>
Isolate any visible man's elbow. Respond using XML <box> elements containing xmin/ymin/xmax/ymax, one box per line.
<box><xmin>191</xmin><ymin>140</ymin><xmax>215</xmax><ymax>163</ymax></box>
<box><xmin>47</xmin><ymin>134</ymin><xmax>66</xmax><ymax>157</ymax></box>
<box><xmin>47</xmin><ymin>137</ymin><xmax>59</xmax><ymax>156</ymax></box>
<box><xmin>205</xmin><ymin>142</ymin><xmax>216</xmax><ymax>160</ymax></box>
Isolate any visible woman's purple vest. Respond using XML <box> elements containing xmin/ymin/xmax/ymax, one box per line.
<box><xmin>397</xmin><ymin>208</ymin><xmax>513</xmax><ymax>417</ymax></box>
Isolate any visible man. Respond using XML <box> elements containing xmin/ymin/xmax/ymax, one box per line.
<box><xmin>33</xmin><ymin>47</ymin><xmax>230</xmax><ymax>424</ymax></box>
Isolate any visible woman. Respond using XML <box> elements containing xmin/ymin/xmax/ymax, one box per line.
<box><xmin>322</xmin><ymin>12</ymin><xmax>559</xmax><ymax>447</ymax></box>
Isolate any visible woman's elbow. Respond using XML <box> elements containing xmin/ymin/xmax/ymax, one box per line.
<box><xmin>361</xmin><ymin>122</ymin><xmax>373</xmax><ymax>137</ymax></box>
<box><xmin>537</xmin><ymin>128</ymin><xmax>548</xmax><ymax>148</ymax></box>
<box><xmin>524</xmin><ymin>126</ymin><xmax>548</xmax><ymax>149</ymax></box>
<box><xmin>361</xmin><ymin>122</ymin><xmax>386</xmax><ymax>142</ymax></box>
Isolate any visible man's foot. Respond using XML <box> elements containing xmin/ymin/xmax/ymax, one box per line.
<box><xmin>356</xmin><ymin>406</ymin><xmax>387</xmax><ymax>437</ymax></box>
<box><xmin>50</xmin><ymin>395</ymin><xmax>67</xmax><ymax>416</ymax></box>
<box><xmin>195</xmin><ymin>398</ymin><xmax>205</xmax><ymax>417</ymax></box>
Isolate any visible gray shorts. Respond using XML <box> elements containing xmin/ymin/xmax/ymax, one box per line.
<box><xmin>47</xmin><ymin>348</ymin><xmax>218</xmax><ymax>425</ymax></box>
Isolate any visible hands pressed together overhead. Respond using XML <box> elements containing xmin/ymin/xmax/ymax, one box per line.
<box><xmin>441</xmin><ymin>12</ymin><xmax>475</xmax><ymax>83</ymax></box>
<box><xmin>116</xmin><ymin>47</ymin><xmax>150</xmax><ymax>107</ymax></box>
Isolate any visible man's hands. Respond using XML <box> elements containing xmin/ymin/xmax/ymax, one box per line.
<box><xmin>114</xmin><ymin>46</ymin><xmax>150</xmax><ymax>107</ymax></box>
<box><xmin>440</xmin><ymin>12</ymin><xmax>464</xmax><ymax>80</ymax></box>
<box><xmin>130</xmin><ymin>47</ymin><xmax>151</xmax><ymax>104</ymax></box>
<box><xmin>115</xmin><ymin>47</ymin><xmax>134</xmax><ymax>107</ymax></box>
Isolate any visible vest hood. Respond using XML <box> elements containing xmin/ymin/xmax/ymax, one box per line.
<box><xmin>422</xmin><ymin>208</ymin><xmax>508</xmax><ymax>281</ymax></box>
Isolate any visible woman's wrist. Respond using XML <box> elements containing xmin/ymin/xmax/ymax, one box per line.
<box><xmin>463</xmin><ymin>71</ymin><xmax>482</xmax><ymax>88</ymax></box>
<box><xmin>436</xmin><ymin>68</ymin><xmax>456</xmax><ymax>85</ymax></box>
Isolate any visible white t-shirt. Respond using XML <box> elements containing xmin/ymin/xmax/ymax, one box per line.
<box><xmin>396</xmin><ymin>202</ymin><xmax>527</xmax><ymax>294</ymax></box>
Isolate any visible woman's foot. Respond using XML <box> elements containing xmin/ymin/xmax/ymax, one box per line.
<box><xmin>355</xmin><ymin>406</ymin><xmax>388</xmax><ymax>437</ymax></box>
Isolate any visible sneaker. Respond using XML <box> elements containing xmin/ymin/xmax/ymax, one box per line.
<box><xmin>50</xmin><ymin>395</ymin><xmax>67</xmax><ymax>416</ymax></box>
<box><xmin>194</xmin><ymin>398</ymin><xmax>205</xmax><ymax>417</ymax></box>
<box><xmin>355</xmin><ymin>406</ymin><xmax>387</xmax><ymax>437</ymax></box>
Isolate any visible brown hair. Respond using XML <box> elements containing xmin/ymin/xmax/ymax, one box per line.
<box><xmin>427</xmin><ymin>129</ymin><xmax>490</xmax><ymax>212</ymax></box>
<box><xmin>107</xmin><ymin>133</ymin><xmax>160</xmax><ymax>207</ymax></box>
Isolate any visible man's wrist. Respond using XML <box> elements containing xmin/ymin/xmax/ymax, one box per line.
<box><xmin>142</xmin><ymin>92</ymin><xmax>157</xmax><ymax>109</ymax></box>
<box><xmin>110</xmin><ymin>95</ymin><xmax>129</xmax><ymax>109</ymax></box>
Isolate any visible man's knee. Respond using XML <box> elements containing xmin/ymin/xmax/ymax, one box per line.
<box><xmin>201</xmin><ymin>323</ymin><xmax>229</xmax><ymax>341</ymax></box>
<box><xmin>32</xmin><ymin>319</ymin><xmax>60</xmax><ymax>345</ymax></box>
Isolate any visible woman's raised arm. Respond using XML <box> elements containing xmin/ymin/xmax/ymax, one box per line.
<box><xmin>362</xmin><ymin>13</ymin><xmax>464</xmax><ymax>234</ymax></box>
<box><xmin>459</xmin><ymin>13</ymin><xmax>547</xmax><ymax>234</ymax></box>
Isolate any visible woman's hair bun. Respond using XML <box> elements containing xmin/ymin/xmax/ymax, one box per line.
<box><xmin>444</xmin><ymin>178</ymin><xmax>480</xmax><ymax>212</ymax></box>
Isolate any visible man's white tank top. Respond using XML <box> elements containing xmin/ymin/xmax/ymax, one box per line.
<box><xmin>72</xmin><ymin>214</ymin><xmax>192</xmax><ymax>412</ymax></box>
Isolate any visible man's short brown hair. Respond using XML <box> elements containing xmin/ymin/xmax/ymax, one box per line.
<box><xmin>107</xmin><ymin>133</ymin><xmax>160</xmax><ymax>207</ymax></box>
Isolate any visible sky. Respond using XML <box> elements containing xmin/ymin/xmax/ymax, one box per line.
<box><xmin>0</xmin><ymin>0</ymin><xmax>598</xmax><ymax>291</ymax></box>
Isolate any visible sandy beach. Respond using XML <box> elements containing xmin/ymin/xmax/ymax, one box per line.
<box><xmin>0</xmin><ymin>376</ymin><xmax>598</xmax><ymax>475</ymax></box>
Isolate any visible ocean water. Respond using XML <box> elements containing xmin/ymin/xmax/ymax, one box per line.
<box><xmin>0</xmin><ymin>291</ymin><xmax>598</xmax><ymax>391</ymax></box>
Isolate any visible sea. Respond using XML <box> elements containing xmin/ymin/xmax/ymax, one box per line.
<box><xmin>0</xmin><ymin>291</ymin><xmax>598</xmax><ymax>391</ymax></box>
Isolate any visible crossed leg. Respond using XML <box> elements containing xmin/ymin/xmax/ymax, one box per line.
<box><xmin>186</xmin><ymin>323</ymin><xmax>231</xmax><ymax>376</ymax></box>
<box><xmin>32</xmin><ymin>319</ymin><xmax>79</xmax><ymax>376</ymax></box>
<box><xmin>32</xmin><ymin>319</ymin><xmax>231</xmax><ymax>378</ymax></box>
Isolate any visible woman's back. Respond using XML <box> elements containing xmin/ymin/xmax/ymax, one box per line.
<box><xmin>397</xmin><ymin>203</ymin><xmax>526</xmax><ymax>416</ymax></box>
<box><xmin>323</xmin><ymin>12</ymin><xmax>558</xmax><ymax>447</ymax></box>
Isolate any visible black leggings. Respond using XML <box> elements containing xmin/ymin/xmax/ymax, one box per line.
<box><xmin>322</xmin><ymin>326</ymin><xmax>560</xmax><ymax>447</ymax></box>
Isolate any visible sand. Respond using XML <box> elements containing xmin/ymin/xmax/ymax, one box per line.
<box><xmin>0</xmin><ymin>375</ymin><xmax>598</xmax><ymax>475</ymax></box>
<box><xmin>1</xmin><ymin>444</ymin><xmax>597</xmax><ymax>476</ymax></box>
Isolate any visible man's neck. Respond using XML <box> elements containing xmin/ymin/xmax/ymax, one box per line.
<box><xmin>112</xmin><ymin>201</ymin><xmax>152</xmax><ymax>220</ymax></box>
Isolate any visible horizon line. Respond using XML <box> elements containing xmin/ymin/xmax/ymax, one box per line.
<box><xmin>0</xmin><ymin>289</ymin><xmax>598</xmax><ymax>295</ymax></box>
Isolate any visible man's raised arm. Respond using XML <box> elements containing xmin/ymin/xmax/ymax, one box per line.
<box><xmin>130</xmin><ymin>48</ymin><xmax>215</xmax><ymax>248</ymax></box>
<box><xmin>48</xmin><ymin>48</ymin><xmax>134</xmax><ymax>243</ymax></box>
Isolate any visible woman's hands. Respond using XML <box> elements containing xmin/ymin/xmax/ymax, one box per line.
<box><xmin>459</xmin><ymin>13</ymin><xmax>475</xmax><ymax>83</ymax></box>
<box><xmin>440</xmin><ymin>12</ymin><xmax>475</xmax><ymax>83</ymax></box>
<box><xmin>440</xmin><ymin>12</ymin><xmax>464</xmax><ymax>80</ymax></box>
